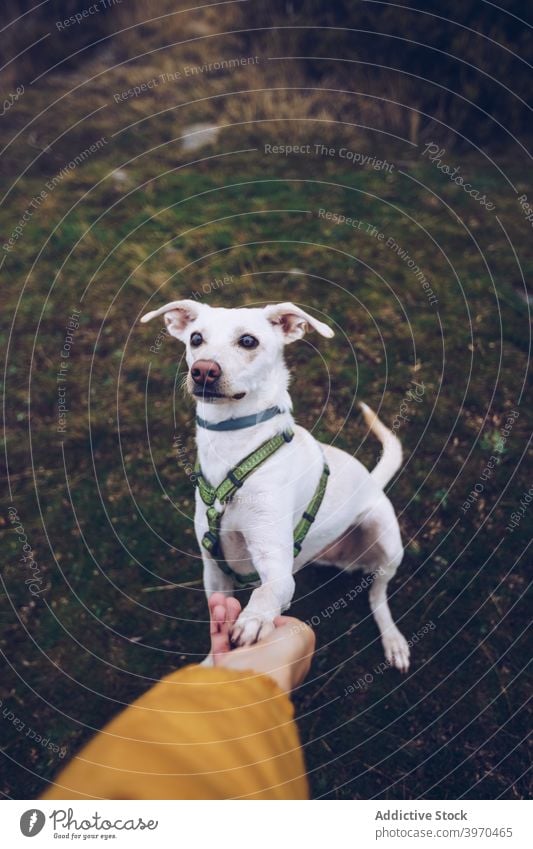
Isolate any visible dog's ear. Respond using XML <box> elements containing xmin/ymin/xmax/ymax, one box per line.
<box><xmin>140</xmin><ymin>299</ymin><xmax>200</xmax><ymax>340</ymax></box>
<box><xmin>264</xmin><ymin>302</ymin><xmax>334</xmax><ymax>343</ymax></box>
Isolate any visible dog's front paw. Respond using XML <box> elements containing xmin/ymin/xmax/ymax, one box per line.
<box><xmin>382</xmin><ymin>628</ymin><xmax>410</xmax><ymax>673</ymax></box>
<box><xmin>230</xmin><ymin>613</ymin><xmax>275</xmax><ymax>647</ymax></box>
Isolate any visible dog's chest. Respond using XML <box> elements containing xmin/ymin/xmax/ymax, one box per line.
<box><xmin>196</xmin><ymin>435</ymin><xmax>254</xmax><ymax>488</ymax></box>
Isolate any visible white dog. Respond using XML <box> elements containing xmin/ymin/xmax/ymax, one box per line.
<box><xmin>141</xmin><ymin>300</ymin><xmax>410</xmax><ymax>671</ymax></box>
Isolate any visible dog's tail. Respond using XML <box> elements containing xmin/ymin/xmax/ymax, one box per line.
<box><xmin>359</xmin><ymin>401</ymin><xmax>403</xmax><ymax>489</ymax></box>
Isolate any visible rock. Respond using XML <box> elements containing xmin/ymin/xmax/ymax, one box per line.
<box><xmin>181</xmin><ymin>122</ymin><xmax>219</xmax><ymax>152</ymax></box>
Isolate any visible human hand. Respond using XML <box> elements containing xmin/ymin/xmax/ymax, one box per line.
<box><xmin>205</xmin><ymin>593</ymin><xmax>315</xmax><ymax>694</ymax></box>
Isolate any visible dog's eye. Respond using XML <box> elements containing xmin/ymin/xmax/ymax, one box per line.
<box><xmin>190</xmin><ymin>332</ymin><xmax>203</xmax><ymax>347</ymax></box>
<box><xmin>238</xmin><ymin>334</ymin><xmax>259</xmax><ymax>349</ymax></box>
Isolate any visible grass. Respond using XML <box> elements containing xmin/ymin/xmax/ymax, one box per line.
<box><xmin>1</xmin><ymin>3</ymin><xmax>531</xmax><ymax>801</ymax></box>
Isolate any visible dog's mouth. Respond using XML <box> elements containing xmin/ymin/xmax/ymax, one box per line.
<box><xmin>192</xmin><ymin>388</ymin><xmax>247</xmax><ymax>402</ymax></box>
<box><xmin>192</xmin><ymin>388</ymin><xmax>226</xmax><ymax>401</ymax></box>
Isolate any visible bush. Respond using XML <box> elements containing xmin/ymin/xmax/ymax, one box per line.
<box><xmin>240</xmin><ymin>0</ymin><xmax>532</xmax><ymax>148</ymax></box>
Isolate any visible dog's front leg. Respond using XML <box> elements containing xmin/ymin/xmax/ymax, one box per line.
<box><xmin>202</xmin><ymin>549</ymin><xmax>235</xmax><ymax>597</ymax></box>
<box><xmin>229</xmin><ymin>533</ymin><xmax>295</xmax><ymax>647</ymax></box>
<box><xmin>195</xmin><ymin>496</ymin><xmax>234</xmax><ymax>598</ymax></box>
<box><xmin>201</xmin><ymin>551</ymin><xmax>235</xmax><ymax>669</ymax></box>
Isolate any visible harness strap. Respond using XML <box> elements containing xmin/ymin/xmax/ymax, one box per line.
<box><xmin>194</xmin><ymin>429</ymin><xmax>329</xmax><ymax>587</ymax></box>
<box><xmin>194</xmin><ymin>429</ymin><xmax>295</xmax><ymax>508</ymax></box>
<box><xmin>194</xmin><ymin>430</ymin><xmax>295</xmax><ymax>585</ymax></box>
<box><xmin>293</xmin><ymin>464</ymin><xmax>330</xmax><ymax>556</ymax></box>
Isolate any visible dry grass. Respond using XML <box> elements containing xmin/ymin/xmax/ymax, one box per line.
<box><xmin>0</xmin><ymin>0</ymin><xmax>444</xmax><ymax>168</ymax></box>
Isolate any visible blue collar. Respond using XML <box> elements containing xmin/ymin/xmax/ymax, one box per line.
<box><xmin>196</xmin><ymin>405</ymin><xmax>284</xmax><ymax>432</ymax></box>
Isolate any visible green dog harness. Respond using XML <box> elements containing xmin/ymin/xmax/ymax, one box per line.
<box><xmin>194</xmin><ymin>429</ymin><xmax>330</xmax><ymax>586</ymax></box>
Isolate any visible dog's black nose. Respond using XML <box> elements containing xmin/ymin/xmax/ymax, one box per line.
<box><xmin>191</xmin><ymin>359</ymin><xmax>222</xmax><ymax>386</ymax></box>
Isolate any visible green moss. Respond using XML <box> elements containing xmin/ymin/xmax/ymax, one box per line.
<box><xmin>1</xmin><ymin>147</ymin><xmax>530</xmax><ymax>800</ymax></box>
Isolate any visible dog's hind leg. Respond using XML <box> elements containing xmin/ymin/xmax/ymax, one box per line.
<box><xmin>321</xmin><ymin>497</ymin><xmax>410</xmax><ymax>671</ymax></box>
<box><xmin>369</xmin><ymin>570</ymin><xmax>410</xmax><ymax>673</ymax></box>
<box><xmin>363</xmin><ymin>501</ymin><xmax>410</xmax><ymax>672</ymax></box>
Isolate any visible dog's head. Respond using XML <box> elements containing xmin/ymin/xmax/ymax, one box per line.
<box><xmin>140</xmin><ymin>300</ymin><xmax>334</xmax><ymax>405</ymax></box>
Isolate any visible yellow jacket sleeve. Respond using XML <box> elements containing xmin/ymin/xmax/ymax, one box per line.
<box><xmin>41</xmin><ymin>665</ymin><xmax>309</xmax><ymax>800</ymax></box>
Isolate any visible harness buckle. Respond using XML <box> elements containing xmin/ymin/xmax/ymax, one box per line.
<box><xmin>302</xmin><ymin>511</ymin><xmax>315</xmax><ymax>523</ymax></box>
<box><xmin>202</xmin><ymin>531</ymin><xmax>219</xmax><ymax>554</ymax></box>
<box><xmin>227</xmin><ymin>470</ymin><xmax>244</xmax><ymax>489</ymax></box>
